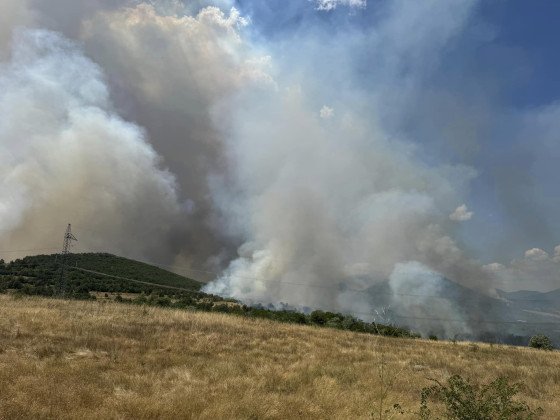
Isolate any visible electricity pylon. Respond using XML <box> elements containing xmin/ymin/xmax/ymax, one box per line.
<box><xmin>61</xmin><ymin>224</ymin><xmax>77</xmax><ymax>255</ymax></box>
<box><xmin>58</xmin><ymin>224</ymin><xmax>77</xmax><ymax>295</ymax></box>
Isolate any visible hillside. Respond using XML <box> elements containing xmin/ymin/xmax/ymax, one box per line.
<box><xmin>0</xmin><ymin>253</ymin><xmax>416</xmax><ymax>340</ymax></box>
<box><xmin>0</xmin><ymin>253</ymin><xmax>202</xmax><ymax>295</ymax></box>
<box><xmin>1</xmin><ymin>253</ymin><xmax>558</xmax><ymax>346</ymax></box>
<box><xmin>0</xmin><ymin>295</ymin><xmax>558</xmax><ymax>419</ymax></box>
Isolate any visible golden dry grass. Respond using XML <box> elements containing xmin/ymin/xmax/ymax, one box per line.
<box><xmin>0</xmin><ymin>295</ymin><xmax>559</xmax><ymax>419</ymax></box>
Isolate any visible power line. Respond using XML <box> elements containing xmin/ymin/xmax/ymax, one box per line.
<box><xmin>64</xmin><ymin>265</ymin><xmax>560</xmax><ymax>327</ymax></box>
<box><xmin>347</xmin><ymin>310</ymin><xmax>560</xmax><ymax>326</ymax></box>
<box><xmin>75</xmin><ymin>250</ymin><xmax>560</xmax><ymax>304</ymax></box>
<box><xmin>64</xmin><ymin>246</ymin><xmax>559</xmax><ymax>303</ymax></box>
<box><xmin>0</xmin><ymin>248</ymin><xmax>557</xmax><ymax>327</ymax></box>
<box><xmin>68</xmin><ymin>266</ymin><xmax>198</xmax><ymax>293</ymax></box>
<box><xmin>3</xmin><ymin>243</ymin><xmax>558</xmax><ymax>304</ymax></box>
<box><xmin>109</xmin><ymin>257</ymin><xmax>560</xmax><ymax>304</ymax></box>
<box><xmin>1</xmin><ymin>244</ymin><xmax>559</xmax><ymax>304</ymax></box>
<box><xmin>0</xmin><ymin>247</ymin><xmax>60</xmax><ymax>254</ymax></box>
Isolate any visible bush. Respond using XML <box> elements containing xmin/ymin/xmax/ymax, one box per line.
<box><xmin>428</xmin><ymin>334</ymin><xmax>438</xmax><ymax>341</ymax></box>
<box><xmin>310</xmin><ymin>310</ymin><xmax>336</xmax><ymax>325</ymax></box>
<box><xmin>528</xmin><ymin>335</ymin><xmax>554</xmax><ymax>351</ymax></box>
<box><xmin>419</xmin><ymin>375</ymin><xmax>542</xmax><ymax>419</ymax></box>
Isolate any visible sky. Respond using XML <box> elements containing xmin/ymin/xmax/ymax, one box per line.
<box><xmin>0</xmin><ymin>0</ymin><xmax>559</xmax><ymax>304</ymax></box>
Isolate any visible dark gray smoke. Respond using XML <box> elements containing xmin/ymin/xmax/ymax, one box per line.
<box><xmin>0</xmin><ymin>0</ymin><xmax>270</xmax><ymax>271</ymax></box>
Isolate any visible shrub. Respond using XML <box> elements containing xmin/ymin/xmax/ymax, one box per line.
<box><xmin>325</xmin><ymin>317</ymin><xmax>343</xmax><ymax>329</ymax></box>
<box><xmin>428</xmin><ymin>335</ymin><xmax>438</xmax><ymax>341</ymax></box>
<box><xmin>310</xmin><ymin>310</ymin><xmax>329</xmax><ymax>325</ymax></box>
<box><xmin>419</xmin><ymin>375</ymin><xmax>542</xmax><ymax>419</ymax></box>
<box><xmin>341</xmin><ymin>315</ymin><xmax>357</xmax><ymax>330</ymax></box>
<box><xmin>154</xmin><ymin>296</ymin><xmax>171</xmax><ymax>307</ymax></box>
<box><xmin>528</xmin><ymin>335</ymin><xmax>554</xmax><ymax>351</ymax></box>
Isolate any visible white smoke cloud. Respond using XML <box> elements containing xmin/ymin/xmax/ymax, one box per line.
<box><xmin>388</xmin><ymin>261</ymin><xmax>471</xmax><ymax>336</ymax></box>
<box><xmin>204</xmin><ymin>0</ymin><xmax>491</xmax><ymax>316</ymax></box>
<box><xmin>0</xmin><ymin>29</ymin><xmax>181</xmax><ymax>259</ymax></box>
<box><xmin>0</xmin><ymin>0</ymin><xmax>32</xmax><ymax>57</ymax></box>
<box><xmin>449</xmin><ymin>204</ymin><xmax>473</xmax><ymax>221</ymax></box>
<box><xmin>204</xmin><ymin>84</ymin><xmax>483</xmax><ymax>312</ymax></box>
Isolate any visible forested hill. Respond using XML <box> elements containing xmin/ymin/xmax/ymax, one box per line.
<box><xmin>0</xmin><ymin>252</ymin><xmax>417</xmax><ymax>340</ymax></box>
<box><xmin>0</xmin><ymin>253</ymin><xmax>202</xmax><ymax>295</ymax></box>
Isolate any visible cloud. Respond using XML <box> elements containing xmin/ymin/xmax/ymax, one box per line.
<box><xmin>524</xmin><ymin>248</ymin><xmax>549</xmax><ymax>261</ymax></box>
<box><xmin>314</xmin><ymin>0</ymin><xmax>366</xmax><ymax>11</ymax></box>
<box><xmin>449</xmin><ymin>204</ymin><xmax>473</xmax><ymax>221</ymax></box>
<box><xmin>484</xmin><ymin>246</ymin><xmax>560</xmax><ymax>292</ymax></box>
<box><xmin>554</xmin><ymin>246</ymin><xmax>560</xmax><ymax>263</ymax></box>
<box><xmin>319</xmin><ymin>105</ymin><xmax>334</xmax><ymax>119</ymax></box>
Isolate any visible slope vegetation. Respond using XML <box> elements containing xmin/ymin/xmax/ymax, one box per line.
<box><xmin>0</xmin><ymin>295</ymin><xmax>558</xmax><ymax>419</ymax></box>
<box><xmin>0</xmin><ymin>253</ymin><xmax>415</xmax><ymax>339</ymax></box>
<box><xmin>0</xmin><ymin>252</ymin><xmax>202</xmax><ymax>294</ymax></box>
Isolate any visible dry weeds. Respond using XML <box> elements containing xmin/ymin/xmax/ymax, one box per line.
<box><xmin>0</xmin><ymin>295</ymin><xmax>558</xmax><ymax>419</ymax></box>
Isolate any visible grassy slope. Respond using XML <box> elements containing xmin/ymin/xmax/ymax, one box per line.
<box><xmin>1</xmin><ymin>252</ymin><xmax>202</xmax><ymax>291</ymax></box>
<box><xmin>0</xmin><ymin>295</ymin><xmax>558</xmax><ymax>419</ymax></box>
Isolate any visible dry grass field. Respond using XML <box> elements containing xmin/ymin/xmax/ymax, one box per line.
<box><xmin>0</xmin><ymin>295</ymin><xmax>559</xmax><ymax>419</ymax></box>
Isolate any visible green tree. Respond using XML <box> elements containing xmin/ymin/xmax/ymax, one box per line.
<box><xmin>528</xmin><ymin>335</ymin><xmax>554</xmax><ymax>351</ymax></box>
<box><xmin>419</xmin><ymin>375</ymin><xmax>542</xmax><ymax>419</ymax></box>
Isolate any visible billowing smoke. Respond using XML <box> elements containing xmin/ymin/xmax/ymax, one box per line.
<box><xmin>0</xmin><ymin>29</ymin><xmax>181</xmax><ymax>259</ymax></box>
<box><xmin>78</xmin><ymin>3</ymin><xmax>273</xmax><ymax>266</ymax></box>
<box><xmin>204</xmin><ymin>83</ymin><xmax>486</xmax><ymax>316</ymax></box>
<box><xmin>1</xmin><ymin>0</ymin><xmax>559</xmax><ymax>337</ymax></box>
<box><xmin>0</xmin><ymin>1</ymin><xmax>271</xmax><ymax>269</ymax></box>
<box><xmin>203</xmin><ymin>0</ymin><xmax>491</xmax><ymax>319</ymax></box>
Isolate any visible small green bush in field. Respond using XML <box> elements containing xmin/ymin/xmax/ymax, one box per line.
<box><xmin>419</xmin><ymin>375</ymin><xmax>542</xmax><ymax>420</ymax></box>
<box><xmin>528</xmin><ymin>335</ymin><xmax>554</xmax><ymax>351</ymax></box>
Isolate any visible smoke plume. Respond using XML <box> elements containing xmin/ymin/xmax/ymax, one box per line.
<box><xmin>0</xmin><ymin>29</ymin><xmax>181</xmax><ymax>259</ymax></box>
<box><xmin>1</xmin><ymin>0</ymin><xmax>559</xmax><ymax>337</ymax></box>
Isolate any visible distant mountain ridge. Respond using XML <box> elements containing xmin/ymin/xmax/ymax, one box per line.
<box><xmin>497</xmin><ymin>288</ymin><xmax>560</xmax><ymax>316</ymax></box>
<box><xmin>363</xmin><ymin>277</ymin><xmax>560</xmax><ymax>345</ymax></box>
